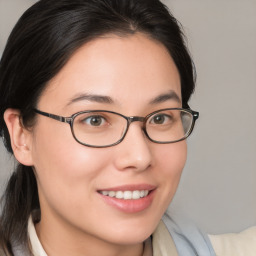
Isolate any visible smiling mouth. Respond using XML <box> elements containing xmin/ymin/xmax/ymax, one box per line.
<box><xmin>98</xmin><ymin>190</ymin><xmax>150</xmax><ymax>200</ymax></box>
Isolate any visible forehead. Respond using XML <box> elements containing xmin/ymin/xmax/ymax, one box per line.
<box><xmin>39</xmin><ymin>33</ymin><xmax>181</xmax><ymax>111</ymax></box>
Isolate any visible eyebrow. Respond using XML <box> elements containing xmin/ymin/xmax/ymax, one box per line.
<box><xmin>67</xmin><ymin>93</ymin><xmax>114</xmax><ymax>106</ymax></box>
<box><xmin>67</xmin><ymin>90</ymin><xmax>181</xmax><ymax>106</ymax></box>
<box><xmin>149</xmin><ymin>90</ymin><xmax>181</xmax><ymax>105</ymax></box>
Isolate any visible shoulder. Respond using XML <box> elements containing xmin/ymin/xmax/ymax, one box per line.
<box><xmin>162</xmin><ymin>213</ymin><xmax>216</xmax><ymax>256</ymax></box>
<box><xmin>208</xmin><ymin>226</ymin><xmax>256</xmax><ymax>256</ymax></box>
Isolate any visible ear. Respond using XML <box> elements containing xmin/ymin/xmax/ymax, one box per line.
<box><xmin>4</xmin><ymin>109</ymin><xmax>34</xmax><ymax>166</ymax></box>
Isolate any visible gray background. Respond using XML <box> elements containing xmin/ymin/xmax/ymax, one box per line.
<box><xmin>0</xmin><ymin>0</ymin><xmax>255</xmax><ymax>234</ymax></box>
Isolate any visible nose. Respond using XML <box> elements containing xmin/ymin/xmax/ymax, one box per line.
<box><xmin>113</xmin><ymin>122</ymin><xmax>152</xmax><ymax>172</ymax></box>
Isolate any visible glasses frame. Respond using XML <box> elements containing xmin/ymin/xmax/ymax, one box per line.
<box><xmin>34</xmin><ymin>108</ymin><xmax>199</xmax><ymax>148</ymax></box>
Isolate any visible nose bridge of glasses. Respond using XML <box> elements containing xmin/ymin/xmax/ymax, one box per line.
<box><xmin>127</xmin><ymin>116</ymin><xmax>145</xmax><ymax>124</ymax></box>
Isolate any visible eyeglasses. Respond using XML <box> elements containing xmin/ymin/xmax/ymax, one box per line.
<box><xmin>34</xmin><ymin>108</ymin><xmax>199</xmax><ymax>148</ymax></box>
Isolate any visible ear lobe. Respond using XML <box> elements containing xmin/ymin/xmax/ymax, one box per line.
<box><xmin>4</xmin><ymin>108</ymin><xmax>34</xmax><ymax>166</ymax></box>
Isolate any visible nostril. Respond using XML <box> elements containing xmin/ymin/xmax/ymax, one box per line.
<box><xmin>113</xmin><ymin>131</ymin><xmax>152</xmax><ymax>172</ymax></box>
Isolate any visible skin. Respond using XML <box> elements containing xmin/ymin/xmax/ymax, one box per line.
<box><xmin>4</xmin><ymin>33</ymin><xmax>187</xmax><ymax>256</ymax></box>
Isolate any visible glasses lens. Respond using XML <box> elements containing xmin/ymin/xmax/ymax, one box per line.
<box><xmin>72</xmin><ymin>111</ymin><xmax>127</xmax><ymax>147</ymax></box>
<box><xmin>146</xmin><ymin>109</ymin><xmax>193</xmax><ymax>143</ymax></box>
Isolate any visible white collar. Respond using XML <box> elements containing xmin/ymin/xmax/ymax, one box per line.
<box><xmin>28</xmin><ymin>216</ymin><xmax>48</xmax><ymax>256</ymax></box>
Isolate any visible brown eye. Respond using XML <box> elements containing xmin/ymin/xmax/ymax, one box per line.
<box><xmin>83</xmin><ymin>115</ymin><xmax>106</xmax><ymax>126</ymax></box>
<box><xmin>153</xmin><ymin>115</ymin><xmax>164</xmax><ymax>124</ymax></box>
<box><xmin>150</xmin><ymin>114</ymin><xmax>171</xmax><ymax>125</ymax></box>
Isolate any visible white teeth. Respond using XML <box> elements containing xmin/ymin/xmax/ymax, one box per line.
<box><xmin>132</xmin><ymin>190</ymin><xmax>141</xmax><ymax>199</ymax></box>
<box><xmin>99</xmin><ymin>190</ymin><xmax>150</xmax><ymax>200</ymax></box>
<box><xmin>123</xmin><ymin>191</ymin><xmax>132</xmax><ymax>199</ymax></box>
<box><xmin>102</xmin><ymin>191</ymin><xmax>108</xmax><ymax>196</ymax></box>
<box><xmin>140</xmin><ymin>190</ymin><xmax>145</xmax><ymax>197</ymax></box>
<box><xmin>115</xmin><ymin>191</ymin><xmax>123</xmax><ymax>199</ymax></box>
<box><xmin>108</xmin><ymin>191</ymin><xmax>115</xmax><ymax>197</ymax></box>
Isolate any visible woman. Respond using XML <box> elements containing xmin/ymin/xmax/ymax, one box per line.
<box><xmin>0</xmin><ymin>0</ymin><xmax>215</xmax><ymax>255</ymax></box>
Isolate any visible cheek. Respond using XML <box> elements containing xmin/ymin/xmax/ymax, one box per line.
<box><xmin>154</xmin><ymin>141</ymin><xmax>187</xmax><ymax>205</ymax></box>
<box><xmin>156</xmin><ymin>140</ymin><xmax>187</xmax><ymax>176</ymax></box>
<box><xmin>31</xmin><ymin>122</ymin><xmax>111</xmax><ymax>206</ymax></box>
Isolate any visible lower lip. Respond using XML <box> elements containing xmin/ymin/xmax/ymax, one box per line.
<box><xmin>98</xmin><ymin>190</ymin><xmax>155</xmax><ymax>213</ymax></box>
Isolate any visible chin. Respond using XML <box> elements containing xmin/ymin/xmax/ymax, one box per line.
<box><xmin>107</xmin><ymin>231</ymin><xmax>152</xmax><ymax>245</ymax></box>
<box><xmin>102</xmin><ymin>217</ymin><xmax>158</xmax><ymax>245</ymax></box>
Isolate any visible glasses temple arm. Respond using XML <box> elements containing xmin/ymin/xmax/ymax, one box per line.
<box><xmin>34</xmin><ymin>109</ymin><xmax>71</xmax><ymax>123</ymax></box>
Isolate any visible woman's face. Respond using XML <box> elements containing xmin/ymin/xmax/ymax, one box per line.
<box><xmin>30</xmin><ymin>33</ymin><xmax>187</xmax><ymax>247</ymax></box>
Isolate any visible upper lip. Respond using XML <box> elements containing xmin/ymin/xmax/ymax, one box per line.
<box><xmin>97</xmin><ymin>184</ymin><xmax>156</xmax><ymax>192</ymax></box>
